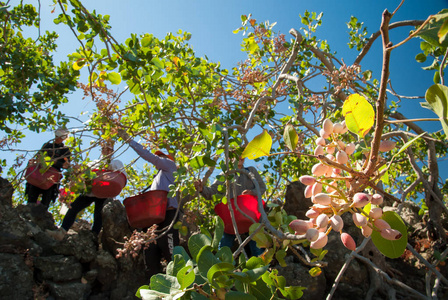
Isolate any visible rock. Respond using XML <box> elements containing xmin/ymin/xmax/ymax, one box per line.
<box><xmin>101</xmin><ymin>199</ymin><xmax>132</xmax><ymax>254</ymax></box>
<box><xmin>91</xmin><ymin>249</ymin><xmax>118</xmax><ymax>290</ymax></box>
<box><xmin>0</xmin><ymin>177</ymin><xmax>13</xmax><ymax>207</ymax></box>
<box><xmin>383</xmin><ymin>201</ymin><xmax>422</xmax><ymax>227</ymax></box>
<box><xmin>0</xmin><ymin>253</ymin><xmax>34</xmax><ymax>299</ymax></box>
<box><xmin>34</xmin><ymin>255</ymin><xmax>83</xmax><ymax>282</ymax></box>
<box><xmin>53</xmin><ymin>229</ymin><xmax>97</xmax><ymax>263</ymax></box>
<box><xmin>283</xmin><ymin>181</ymin><xmax>312</xmax><ymax>219</ymax></box>
<box><xmin>46</xmin><ymin>281</ymin><xmax>88</xmax><ymax>300</ymax></box>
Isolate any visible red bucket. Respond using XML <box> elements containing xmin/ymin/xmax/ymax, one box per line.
<box><xmin>91</xmin><ymin>170</ymin><xmax>127</xmax><ymax>198</ymax></box>
<box><xmin>123</xmin><ymin>190</ymin><xmax>168</xmax><ymax>228</ymax></box>
<box><xmin>214</xmin><ymin>194</ymin><xmax>263</xmax><ymax>234</ymax></box>
<box><xmin>25</xmin><ymin>165</ymin><xmax>62</xmax><ymax>190</ymax></box>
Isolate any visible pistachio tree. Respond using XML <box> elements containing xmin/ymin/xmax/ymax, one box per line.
<box><xmin>1</xmin><ymin>0</ymin><xmax>447</xmax><ymax>299</ymax></box>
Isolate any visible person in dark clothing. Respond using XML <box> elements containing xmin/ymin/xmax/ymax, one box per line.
<box><xmin>25</xmin><ymin>128</ymin><xmax>71</xmax><ymax>208</ymax></box>
<box><xmin>47</xmin><ymin>143</ymin><xmax>126</xmax><ymax>240</ymax></box>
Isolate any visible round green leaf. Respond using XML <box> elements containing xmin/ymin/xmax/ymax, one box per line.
<box><xmin>188</xmin><ymin>234</ymin><xmax>211</xmax><ymax>261</ymax></box>
<box><xmin>107</xmin><ymin>71</ymin><xmax>121</xmax><ymax>85</ymax></box>
<box><xmin>425</xmin><ymin>84</ymin><xmax>448</xmax><ymax>137</ymax></box>
<box><xmin>371</xmin><ymin>211</ymin><xmax>408</xmax><ymax>259</ymax></box>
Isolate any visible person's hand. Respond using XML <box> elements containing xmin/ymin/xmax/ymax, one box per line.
<box><xmin>117</xmin><ymin>129</ymin><xmax>131</xmax><ymax>142</ymax></box>
<box><xmin>242</xmin><ymin>189</ymin><xmax>255</xmax><ymax>195</ymax></box>
<box><xmin>194</xmin><ymin>180</ymin><xmax>203</xmax><ymax>192</ymax></box>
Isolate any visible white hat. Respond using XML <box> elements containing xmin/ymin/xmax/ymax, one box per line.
<box><xmin>55</xmin><ymin>128</ymin><xmax>69</xmax><ymax>138</ymax></box>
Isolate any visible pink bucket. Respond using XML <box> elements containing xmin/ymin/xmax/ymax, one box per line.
<box><xmin>214</xmin><ymin>194</ymin><xmax>263</xmax><ymax>234</ymax></box>
<box><xmin>91</xmin><ymin>170</ymin><xmax>127</xmax><ymax>198</ymax></box>
<box><xmin>25</xmin><ymin>165</ymin><xmax>62</xmax><ymax>190</ymax></box>
<box><xmin>123</xmin><ymin>190</ymin><xmax>168</xmax><ymax>228</ymax></box>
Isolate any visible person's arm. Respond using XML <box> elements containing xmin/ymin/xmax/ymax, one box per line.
<box><xmin>200</xmin><ymin>176</ymin><xmax>225</xmax><ymax>200</ymax></box>
<box><xmin>247</xmin><ymin>166</ymin><xmax>266</xmax><ymax>196</ymax></box>
<box><xmin>128</xmin><ymin>139</ymin><xmax>175</xmax><ymax>171</ymax></box>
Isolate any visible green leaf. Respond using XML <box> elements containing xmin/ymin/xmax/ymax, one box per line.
<box><xmin>188</xmin><ymin>234</ymin><xmax>212</xmax><ymax>261</ymax></box>
<box><xmin>72</xmin><ymin>59</ymin><xmax>86</xmax><ymax>70</ymax></box>
<box><xmin>279</xmin><ymin>286</ymin><xmax>306</xmax><ymax>300</ymax></box>
<box><xmin>215</xmin><ymin>247</ymin><xmax>234</xmax><ymax>264</ymax></box>
<box><xmin>190</xmin><ymin>154</ymin><xmax>205</xmax><ymax>169</ymax></box>
<box><xmin>135</xmin><ymin>285</ymin><xmax>149</xmax><ymax>298</ymax></box>
<box><xmin>425</xmin><ymin>84</ymin><xmax>448</xmax><ymax>137</ymax></box>
<box><xmin>212</xmin><ymin>216</ymin><xmax>224</xmax><ymax>250</ymax></box>
<box><xmin>283</xmin><ymin>124</ymin><xmax>298</xmax><ymax>152</ymax></box>
<box><xmin>166</xmin><ymin>254</ymin><xmax>186</xmax><ymax>277</ymax></box>
<box><xmin>197</xmin><ymin>246</ymin><xmax>220</xmax><ymax>279</ymax></box>
<box><xmin>207</xmin><ymin>262</ymin><xmax>234</xmax><ymax>283</ymax></box>
<box><xmin>151</xmin><ymin>57</ymin><xmax>165</xmax><ymax>69</ymax></box>
<box><xmin>249</xmin><ymin>224</ymin><xmax>270</xmax><ymax>249</ymax></box>
<box><xmin>396</xmin><ymin>132</ymin><xmax>427</xmax><ymax>155</ymax></box>
<box><xmin>245</xmin><ymin>256</ymin><xmax>265</xmax><ymax>270</ymax></box>
<box><xmin>141</xmin><ymin>36</ymin><xmax>152</xmax><ymax>47</ymax></box>
<box><xmin>439</xmin><ymin>18</ymin><xmax>448</xmax><ymax>44</ymax></box>
<box><xmin>107</xmin><ymin>71</ymin><xmax>121</xmax><ymax>85</ymax></box>
<box><xmin>149</xmin><ymin>274</ymin><xmax>181</xmax><ymax>294</ymax></box>
<box><xmin>378</xmin><ymin>165</ymin><xmax>390</xmax><ymax>186</ymax></box>
<box><xmin>245</xmin><ymin>278</ymin><xmax>273</xmax><ymax>300</ymax></box>
<box><xmin>177</xmin><ymin>265</ymin><xmax>195</xmax><ymax>290</ymax></box>
<box><xmin>139</xmin><ymin>288</ymin><xmax>171</xmax><ymax>300</ymax></box>
<box><xmin>342</xmin><ymin>94</ymin><xmax>375</xmax><ymax>137</ymax></box>
<box><xmin>275</xmin><ymin>249</ymin><xmax>287</xmax><ymax>267</ymax></box>
<box><xmin>415</xmin><ymin>53</ymin><xmax>427</xmax><ymax>63</ymax></box>
<box><xmin>243</xmin><ymin>266</ymin><xmax>269</xmax><ymax>282</ymax></box>
<box><xmin>371</xmin><ymin>211</ymin><xmax>408</xmax><ymax>258</ymax></box>
<box><xmin>173</xmin><ymin>246</ymin><xmax>191</xmax><ymax>263</ymax></box>
<box><xmin>416</xmin><ymin>10</ymin><xmax>448</xmax><ymax>47</ymax></box>
<box><xmin>242</xmin><ymin>130</ymin><xmax>272</xmax><ymax>159</ymax></box>
<box><xmin>309</xmin><ymin>266</ymin><xmax>322</xmax><ymax>277</ymax></box>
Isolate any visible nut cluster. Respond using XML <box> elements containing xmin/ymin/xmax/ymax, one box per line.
<box><xmin>289</xmin><ymin>119</ymin><xmax>401</xmax><ymax>250</ymax></box>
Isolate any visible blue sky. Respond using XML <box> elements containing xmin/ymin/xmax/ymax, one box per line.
<box><xmin>3</xmin><ymin>0</ymin><xmax>448</xmax><ymax>193</ymax></box>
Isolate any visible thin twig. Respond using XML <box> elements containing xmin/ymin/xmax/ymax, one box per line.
<box><xmin>326</xmin><ymin>237</ymin><xmax>370</xmax><ymax>300</ymax></box>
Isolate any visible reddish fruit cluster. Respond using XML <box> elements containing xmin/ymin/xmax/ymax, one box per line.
<box><xmin>289</xmin><ymin>119</ymin><xmax>401</xmax><ymax>251</ymax></box>
<box><xmin>116</xmin><ymin>226</ymin><xmax>158</xmax><ymax>259</ymax></box>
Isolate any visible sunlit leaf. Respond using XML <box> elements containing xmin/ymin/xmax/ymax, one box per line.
<box><xmin>141</xmin><ymin>36</ymin><xmax>152</xmax><ymax>47</ymax></box>
<box><xmin>107</xmin><ymin>71</ymin><xmax>121</xmax><ymax>85</ymax></box>
<box><xmin>416</xmin><ymin>10</ymin><xmax>448</xmax><ymax>47</ymax></box>
<box><xmin>283</xmin><ymin>124</ymin><xmax>298</xmax><ymax>152</ymax></box>
<box><xmin>151</xmin><ymin>57</ymin><xmax>165</xmax><ymax>69</ymax></box>
<box><xmin>424</xmin><ymin>84</ymin><xmax>448</xmax><ymax>138</ymax></box>
<box><xmin>396</xmin><ymin>132</ymin><xmax>427</xmax><ymax>155</ymax></box>
<box><xmin>309</xmin><ymin>267</ymin><xmax>322</xmax><ymax>277</ymax></box>
<box><xmin>72</xmin><ymin>59</ymin><xmax>86</xmax><ymax>70</ymax></box>
<box><xmin>242</xmin><ymin>130</ymin><xmax>272</xmax><ymax>159</ymax></box>
<box><xmin>177</xmin><ymin>265</ymin><xmax>195</xmax><ymax>290</ymax></box>
<box><xmin>342</xmin><ymin>94</ymin><xmax>375</xmax><ymax>137</ymax></box>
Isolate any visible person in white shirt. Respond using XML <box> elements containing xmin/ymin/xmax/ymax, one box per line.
<box><xmin>48</xmin><ymin>143</ymin><xmax>126</xmax><ymax>240</ymax></box>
